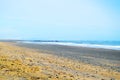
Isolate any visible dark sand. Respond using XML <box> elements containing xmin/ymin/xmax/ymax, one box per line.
<box><xmin>15</xmin><ymin>43</ymin><xmax>120</xmax><ymax>72</ymax></box>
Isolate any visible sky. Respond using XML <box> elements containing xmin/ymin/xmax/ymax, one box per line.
<box><xmin>0</xmin><ymin>0</ymin><xmax>120</xmax><ymax>40</ymax></box>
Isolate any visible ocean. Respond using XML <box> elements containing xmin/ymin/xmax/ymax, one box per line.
<box><xmin>19</xmin><ymin>40</ymin><xmax>120</xmax><ymax>50</ymax></box>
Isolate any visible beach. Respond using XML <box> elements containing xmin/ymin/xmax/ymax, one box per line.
<box><xmin>0</xmin><ymin>42</ymin><xmax>120</xmax><ymax>80</ymax></box>
<box><xmin>16</xmin><ymin>42</ymin><xmax>120</xmax><ymax>71</ymax></box>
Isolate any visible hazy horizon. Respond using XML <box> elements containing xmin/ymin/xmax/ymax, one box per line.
<box><xmin>0</xmin><ymin>0</ymin><xmax>120</xmax><ymax>41</ymax></box>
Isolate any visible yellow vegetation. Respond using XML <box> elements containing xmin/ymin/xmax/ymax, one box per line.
<box><xmin>0</xmin><ymin>42</ymin><xmax>120</xmax><ymax>80</ymax></box>
<box><xmin>0</xmin><ymin>56</ymin><xmax>41</xmax><ymax>80</ymax></box>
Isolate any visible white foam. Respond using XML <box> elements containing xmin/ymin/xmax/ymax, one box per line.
<box><xmin>20</xmin><ymin>41</ymin><xmax>120</xmax><ymax>50</ymax></box>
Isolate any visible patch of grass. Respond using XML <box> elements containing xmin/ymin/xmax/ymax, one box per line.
<box><xmin>0</xmin><ymin>56</ymin><xmax>41</xmax><ymax>80</ymax></box>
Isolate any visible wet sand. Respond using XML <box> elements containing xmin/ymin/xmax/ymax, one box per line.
<box><xmin>16</xmin><ymin>43</ymin><xmax>120</xmax><ymax>71</ymax></box>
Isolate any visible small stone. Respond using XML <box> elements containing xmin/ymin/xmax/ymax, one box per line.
<box><xmin>48</xmin><ymin>76</ymin><xmax>52</xmax><ymax>78</ymax></box>
<box><xmin>11</xmin><ymin>64</ymin><xmax>14</xmax><ymax>65</ymax></box>
<box><xmin>111</xmin><ymin>78</ymin><xmax>115</xmax><ymax>80</ymax></box>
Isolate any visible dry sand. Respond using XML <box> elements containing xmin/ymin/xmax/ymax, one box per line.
<box><xmin>0</xmin><ymin>42</ymin><xmax>120</xmax><ymax>80</ymax></box>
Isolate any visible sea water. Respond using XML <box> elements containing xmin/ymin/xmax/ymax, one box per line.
<box><xmin>20</xmin><ymin>40</ymin><xmax>120</xmax><ymax>50</ymax></box>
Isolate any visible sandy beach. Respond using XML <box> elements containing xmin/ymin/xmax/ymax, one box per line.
<box><xmin>0</xmin><ymin>42</ymin><xmax>120</xmax><ymax>80</ymax></box>
<box><xmin>16</xmin><ymin>43</ymin><xmax>120</xmax><ymax>71</ymax></box>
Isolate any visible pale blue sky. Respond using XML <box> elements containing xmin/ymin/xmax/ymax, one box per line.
<box><xmin>0</xmin><ymin>0</ymin><xmax>120</xmax><ymax>40</ymax></box>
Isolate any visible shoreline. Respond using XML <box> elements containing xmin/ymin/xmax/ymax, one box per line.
<box><xmin>17</xmin><ymin>41</ymin><xmax>120</xmax><ymax>51</ymax></box>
